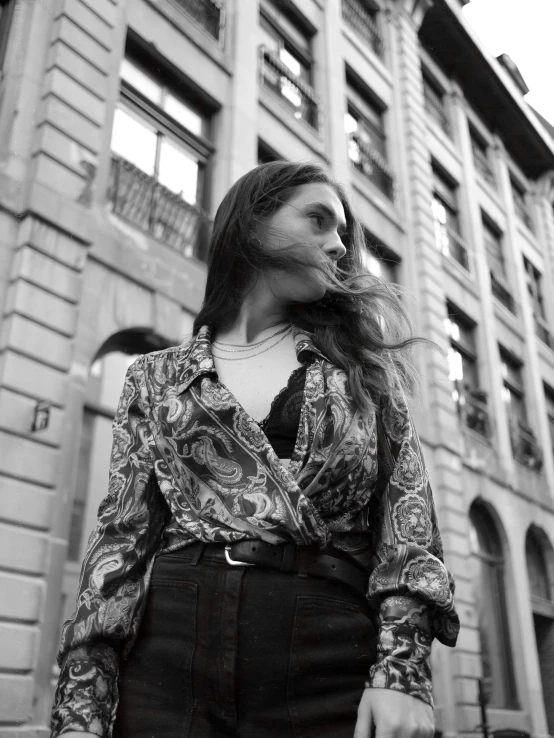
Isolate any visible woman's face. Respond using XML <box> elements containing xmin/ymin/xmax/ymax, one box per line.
<box><xmin>257</xmin><ymin>182</ymin><xmax>348</xmax><ymax>303</ymax></box>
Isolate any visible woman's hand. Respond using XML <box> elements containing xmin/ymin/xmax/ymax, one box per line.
<box><xmin>353</xmin><ymin>688</ymin><xmax>434</xmax><ymax>738</ymax></box>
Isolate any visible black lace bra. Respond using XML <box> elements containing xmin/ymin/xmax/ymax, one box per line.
<box><xmin>259</xmin><ymin>364</ymin><xmax>307</xmax><ymax>458</ymax></box>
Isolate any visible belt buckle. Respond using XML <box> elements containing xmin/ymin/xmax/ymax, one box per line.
<box><xmin>224</xmin><ymin>545</ymin><xmax>255</xmax><ymax>567</ymax></box>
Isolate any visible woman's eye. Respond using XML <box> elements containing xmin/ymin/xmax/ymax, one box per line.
<box><xmin>310</xmin><ymin>213</ymin><xmax>324</xmax><ymax>228</ymax></box>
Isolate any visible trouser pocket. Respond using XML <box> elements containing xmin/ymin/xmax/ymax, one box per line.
<box><xmin>287</xmin><ymin>595</ymin><xmax>375</xmax><ymax>738</ymax></box>
<box><xmin>114</xmin><ymin>579</ymin><xmax>198</xmax><ymax>738</ymax></box>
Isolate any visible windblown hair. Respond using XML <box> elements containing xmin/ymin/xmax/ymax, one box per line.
<box><xmin>193</xmin><ymin>160</ymin><xmax>441</xmax><ymax>416</ymax></box>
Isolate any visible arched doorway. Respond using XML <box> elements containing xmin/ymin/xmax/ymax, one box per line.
<box><xmin>525</xmin><ymin>526</ymin><xmax>554</xmax><ymax>733</ymax></box>
<box><xmin>59</xmin><ymin>329</ymin><xmax>172</xmax><ymax>633</ymax></box>
<box><xmin>468</xmin><ymin>501</ymin><xmax>518</xmax><ymax>709</ymax></box>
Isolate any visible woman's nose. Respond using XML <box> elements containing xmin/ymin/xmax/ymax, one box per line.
<box><xmin>325</xmin><ymin>234</ymin><xmax>347</xmax><ymax>261</ymax></box>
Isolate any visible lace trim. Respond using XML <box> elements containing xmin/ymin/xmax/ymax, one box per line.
<box><xmin>259</xmin><ymin>364</ymin><xmax>307</xmax><ymax>430</ymax></box>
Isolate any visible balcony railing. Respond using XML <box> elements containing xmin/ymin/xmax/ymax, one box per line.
<box><xmin>349</xmin><ymin>132</ymin><xmax>394</xmax><ymax>200</ymax></box>
<box><xmin>342</xmin><ymin>0</ymin><xmax>384</xmax><ymax>60</ymax></box>
<box><xmin>173</xmin><ymin>0</ymin><xmax>224</xmax><ymax>42</ymax></box>
<box><xmin>472</xmin><ymin>146</ymin><xmax>495</xmax><ymax>187</ymax></box>
<box><xmin>490</xmin><ymin>270</ymin><xmax>516</xmax><ymax>314</ymax></box>
<box><xmin>456</xmin><ymin>384</ymin><xmax>491</xmax><ymax>438</ymax></box>
<box><xmin>423</xmin><ymin>87</ymin><xmax>451</xmax><ymax>137</ymax></box>
<box><xmin>437</xmin><ymin>226</ymin><xmax>469</xmax><ymax>270</ymax></box>
<box><xmin>108</xmin><ymin>155</ymin><xmax>212</xmax><ymax>263</ymax></box>
<box><xmin>509</xmin><ymin>420</ymin><xmax>544</xmax><ymax>471</ymax></box>
<box><xmin>535</xmin><ymin>315</ymin><xmax>554</xmax><ymax>350</ymax></box>
<box><xmin>259</xmin><ymin>46</ymin><xmax>319</xmax><ymax>130</ymax></box>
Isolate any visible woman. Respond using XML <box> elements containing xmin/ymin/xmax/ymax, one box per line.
<box><xmin>51</xmin><ymin>160</ymin><xmax>459</xmax><ymax>738</ymax></box>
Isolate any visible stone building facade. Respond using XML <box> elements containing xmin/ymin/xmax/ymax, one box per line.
<box><xmin>0</xmin><ymin>0</ymin><xmax>554</xmax><ymax>735</ymax></box>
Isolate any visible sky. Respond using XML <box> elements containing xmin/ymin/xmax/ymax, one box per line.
<box><xmin>462</xmin><ymin>0</ymin><xmax>554</xmax><ymax>126</ymax></box>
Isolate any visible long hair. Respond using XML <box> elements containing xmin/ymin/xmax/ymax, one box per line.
<box><xmin>193</xmin><ymin>160</ymin><xmax>441</xmax><ymax>415</ymax></box>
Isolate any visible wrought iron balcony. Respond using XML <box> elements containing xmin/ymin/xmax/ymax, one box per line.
<box><xmin>534</xmin><ymin>315</ymin><xmax>554</xmax><ymax>350</ymax></box>
<box><xmin>173</xmin><ymin>0</ymin><xmax>224</xmax><ymax>42</ymax></box>
<box><xmin>108</xmin><ymin>155</ymin><xmax>212</xmax><ymax>263</ymax></box>
<box><xmin>457</xmin><ymin>385</ymin><xmax>491</xmax><ymax>438</ymax></box>
<box><xmin>349</xmin><ymin>132</ymin><xmax>394</xmax><ymax>200</ymax></box>
<box><xmin>259</xmin><ymin>46</ymin><xmax>319</xmax><ymax>130</ymax></box>
<box><xmin>509</xmin><ymin>420</ymin><xmax>544</xmax><ymax>471</ymax></box>
<box><xmin>342</xmin><ymin>0</ymin><xmax>384</xmax><ymax>60</ymax></box>
<box><xmin>490</xmin><ymin>270</ymin><xmax>516</xmax><ymax>314</ymax></box>
<box><xmin>423</xmin><ymin>87</ymin><xmax>451</xmax><ymax>137</ymax></box>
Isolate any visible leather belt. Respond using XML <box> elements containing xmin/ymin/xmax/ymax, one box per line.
<box><xmin>224</xmin><ymin>540</ymin><xmax>368</xmax><ymax>597</ymax></box>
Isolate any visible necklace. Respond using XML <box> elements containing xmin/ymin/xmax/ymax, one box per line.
<box><xmin>212</xmin><ymin>327</ymin><xmax>292</xmax><ymax>361</ymax></box>
<box><xmin>212</xmin><ymin>323</ymin><xmax>290</xmax><ymax>353</ymax></box>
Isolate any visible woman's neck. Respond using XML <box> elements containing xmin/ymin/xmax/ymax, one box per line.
<box><xmin>214</xmin><ymin>282</ymin><xmax>289</xmax><ymax>345</ymax></box>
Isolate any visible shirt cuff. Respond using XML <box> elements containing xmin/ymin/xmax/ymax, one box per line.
<box><xmin>51</xmin><ymin>643</ymin><xmax>120</xmax><ymax>738</ymax></box>
<box><xmin>367</xmin><ymin>596</ymin><xmax>434</xmax><ymax>708</ymax></box>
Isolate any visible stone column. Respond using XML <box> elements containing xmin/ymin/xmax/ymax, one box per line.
<box><xmin>215</xmin><ymin>0</ymin><xmax>259</xmax><ymax>201</ymax></box>
<box><xmin>322</xmin><ymin>0</ymin><xmax>349</xmax><ymax>184</ymax></box>
<box><xmin>389</xmin><ymin>2</ymin><xmax>466</xmax><ymax>734</ymax></box>
<box><xmin>495</xmin><ymin>141</ymin><xmax>554</xmax><ymax>501</ymax></box>
<box><xmin>449</xmin><ymin>86</ymin><xmax>514</xmax><ymax>473</ymax></box>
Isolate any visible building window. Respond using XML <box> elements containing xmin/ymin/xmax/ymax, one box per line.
<box><xmin>257</xmin><ymin>139</ymin><xmax>284</xmax><ymax>164</ymax></box>
<box><xmin>544</xmin><ymin>383</ymin><xmax>554</xmax><ymax>463</ymax></box>
<box><xmin>108</xmin><ymin>48</ymin><xmax>214</xmax><ymax>262</ymax></box>
<box><xmin>524</xmin><ymin>256</ymin><xmax>553</xmax><ymax>350</ymax></box>
<box><xmin>362</xmin><ymin>231</ymin><xmax>398</xmax><ymax>283</ymax></box>
<box><xmin>174</xmin><ymin>0</ymin><xmax>224</xmax><ymax>42</ymax></box>
<box><xmin>511</xmin><ymin>176</ymin><xmax>533</xmax><ymax>231</ymax></box>
<box><xmin>422</xmin><ymin>72</ymin><xmax>451</xmax><ymax>137</ymax></box>
<box><xmin>482</xmin><ymin>216</ymin><xmax>516</xmax><ymax>314</ymax></box>
<box><xmin>444</xmin><ymin>304</ymin><xmax>489</xmax><ymax>437</ymax></box>
<box><xmin>258</xmin><ymin>2</ymin><xmax>319</xmax><ymax>130</ymax></box>
<box><xmin>526</xmin><ymin>529</ymin><xmax>552</xmax><ymax>602</ymax></box>
<box><xmin>341</xmin><ymin>0</ymin><xmax>384</xmax><ymax>60</ymax></box>
<box><xmin>345</xmin><ymin>76</ymin><xmax>394</xmax><ymax>200</ymax></box>
<box><xmin>469</xmin><ymin>502</ymin><xmax>518</xmax><ymax>709</ymax></box>
<box><xmin>500</xmin><ymin>346</ymin><xmax>543</xmax><ymax>470</ymax></box>
<box><xmin>432</xmin><ymin>168</ymin><xmax>469</xmax><ymax>270</ymax></box>
<box><xmin>470</xmin><ymin>128</ymin><xmax>495</xmax><ymax>187</ymax></box>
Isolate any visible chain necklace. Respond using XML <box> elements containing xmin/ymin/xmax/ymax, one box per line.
<box><xmin>212</xmin><ymin>327</ymin><xmax>292</xmax><ymax>361</ymax></box>
<box><xmin>212</xmin><ymin>323</ymin><xmax>290</xmax><ymax>353</ymax></box>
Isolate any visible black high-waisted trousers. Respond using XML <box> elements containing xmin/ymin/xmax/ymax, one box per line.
<box><xmin>113</xmin><ymin>542</ymin><xmax>377</xmax><ymax>738</ymax></box>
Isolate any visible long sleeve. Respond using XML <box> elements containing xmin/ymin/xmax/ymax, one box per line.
<box><xmin>51</xmin><ymin>357</ymin><xmax>168</xmax><ymax>737</ymax></box>
<box><xmin>366</xmin><ymin>392</ymin><xmax>460</xmax><ymax>706</ymax></box>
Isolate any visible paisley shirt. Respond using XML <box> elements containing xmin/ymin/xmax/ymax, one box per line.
<box><xmin>51</xmin><ymin>325</ymin><xmax>459</xmax><ymax>737</ymax></box>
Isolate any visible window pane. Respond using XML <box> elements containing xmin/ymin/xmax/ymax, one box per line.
<box><xmin>120</xmin><ymin>58</ymin><xmax>163</xmax><ymax>105</ymax></box>
<box><xmin>158</xmin><ymin>138</ymin><xmax>199</xmax><ymax>204</ymax></box>
<box><xmin>164</xmin><ymin>93</ymin><xmax>203</xmax><ymax>136</ymax></box>
<box><xmin>280</xmin><ymin>47</ymin><xmax>301</xmax><ymax>77</ymax></box>
<box><xmin>111</xmin><ymin>106</ymin><xmax>157</xmax><ymax>176</ymax></box>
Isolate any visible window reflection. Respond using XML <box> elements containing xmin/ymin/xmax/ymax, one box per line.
<box><xmin>111</xmin><ymin>107</ymin><xmax>157</xmax><ymax>175</ymax></box>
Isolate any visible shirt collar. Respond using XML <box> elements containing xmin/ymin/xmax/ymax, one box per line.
<box><xmin>175</xmin><ymin>324</ymin><xmax>328</xmax><ymax>393</ymax></box>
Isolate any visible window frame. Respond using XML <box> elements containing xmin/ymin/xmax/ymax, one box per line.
<box><xmin>346</xmin><ymin>74</ymin><xmax>394</xmax><ymax>199</ymax></box>
<box><xmin>422</xmin><ymin>69</ymin><xmax>451</xmax><ymax>137</ymax></box>
<box><xmin>113</xmin><ymin>51</ymin><xmax>215</xmax><ymax>209</ymax></box>
<box><xmin>469</xmin><ymin>503</ymin><xmax>519</xmax><ymax>710</ymax></box>
<box><xmin>259</xmin><ymin>5</ymin><xmax>314</xmax><ymax>85</ymax></box>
